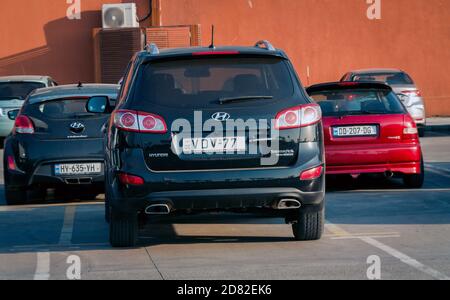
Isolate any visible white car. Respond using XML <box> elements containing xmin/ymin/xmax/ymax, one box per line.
<box><xmin>341</xmin><ymin>69</ymin><xmax>426</xmax><ymax>137</ymax></box>
<box><xmin>0</xmin><ymin>76</ymin><xmax>57</xmax><ymax>138</ymax></box>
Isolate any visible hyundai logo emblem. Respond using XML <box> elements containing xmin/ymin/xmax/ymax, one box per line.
<box><xmin>211</xmin><ymin>112</ymin><xmax>231</xmax><ymax>122</ymax></box>
<box><xmin>69</xmin><ymin>122</ymin><xmax>85</xmax><ymax>134</ymax></box>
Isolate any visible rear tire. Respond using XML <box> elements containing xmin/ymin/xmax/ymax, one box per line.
<box><xmin>104</xmin><ymin>195</ymin><xmax>111</xmax><ymax>223</ymax></box>
<box><xmin>109</xmin><ymin>211</ymin><xmax>138</xmax><ymax>248</ymax></box>
<box><xmin>418</xmin><ymin>127</ymin><xmax>425</xmax><ymax>138</ymax></box>
<box><xmin>4</xmin><ymin>186</ymin><xmax>27</xmax><ymax>205</ymax></box>
<box><xmin>28</xmin><ymin>188</ymin><xmax>46</xmax><ymax>203</ymax></box>
<box><xmin>403</xmin><ymin>158</ymin><xmax>425</xmax><ymax>188</ymax></box>
<box><xmin>292</xmin><ymin>207</ymin><xmax>324</xmax><ymax>241</ymax></box>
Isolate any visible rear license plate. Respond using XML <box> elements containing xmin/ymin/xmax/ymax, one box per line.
<box><xmin>55</xmin><ymin>163</ymin><xmax>102</xmax><ymax>175</ymax></box>
<box><xmin>332</xmin><ymin>125</ymin><xmax>378</xmax><ymax>137</ymax></box>
<box><xmin>183</xmin><ymin>137</ymin><xmax>246</xmax><ymax>154</ymax></box>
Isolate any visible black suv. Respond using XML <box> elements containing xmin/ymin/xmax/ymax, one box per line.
<box><xmin>87</xmin><ymin>41</ymin><xmax>325</xmax><ymax>247</ymax></box>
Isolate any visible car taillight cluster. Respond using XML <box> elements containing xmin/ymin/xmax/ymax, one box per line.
<box><xmin>401</xmin><ymin>90</ymin><xmax>421</xmax><ymax>97</ymax></box>
<box><xmin>300</xmin><ymin>165</ymin><xmax>324</xmax><ymax>181</ymax></box>
<box><xmin>13</xmin><ymin>115</ymin><xmax>35</xmax><ymax>134</ymax></box>
<box><xmin>403</xmin><ymin>115</ymin><xmax>419</xmax><ymax>140</ymax></box>
<box><xmin>118</xmin><ymin>173</ymin><xmax>144</xmax><ymax>186</ymax></box>
<box><xmin>113</xmin><ymin>110</ymin><xmax>167</xmax><ymax>133</ymax></box>
<box><xmin>275</xmin><ymin>103</ymin><xmax>322</xmax><ymax>130</ymax></box>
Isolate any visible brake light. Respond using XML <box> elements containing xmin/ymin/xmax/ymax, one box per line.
<box><xmin>7</xmin><ymin>156</ymin><xmax>16</xmax><ymax>170</ymax></box>
<box><xmin>401</xmin><ymin>90</ymin><xmax>421</xmax><ymax>97</ymax></box>
<box><xmin>403</xmin><ymin>115</ymin><xmax>419</xmax><ymax>140</ymax></box>
<box><xmin>275</xmin><ymin>103</ymin><xmax>322</xmax><ymax>130</ymax></box>
<box><xmin>300</xmin><ymin>166</ymin><xmax>324</xmax><ymax>181</ymax></box>
<box><xmin>339</xmin><ymin>82</ymin><xmax>359</xmax><ymax>86</ymax></box>
<box><xmin>192</xmin><ymin>51</ymin><xmax>240</xmax><ymax>56</ymax></box>
<box><xmin>14</xmin><ymin>115</ymin><xmax>34</xmax><ymax>134</ymax></box>
<box><xmin>113</xmin><ymin>110</ymin><xmax>167</xmax><ymax>133</ymax></box>
<box><xmin>118</xmin><ymin>173</ymin><xmax>144</xmax><ymax>186</ymax></box>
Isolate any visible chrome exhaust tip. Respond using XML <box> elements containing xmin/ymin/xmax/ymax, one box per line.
<box><xmin>277</xmin><ymin>199</ymin><xmax>301</xmax><ymax>210</ymax></box>
<box><xmin>384</xmin><ymin>171</ymin><xmax>394</xmax><ymax>179</ymax></box>
<box><xmin>145</xmin><ymin>204</ymin><xmax>171</xmax><ymax>215</ymax></box>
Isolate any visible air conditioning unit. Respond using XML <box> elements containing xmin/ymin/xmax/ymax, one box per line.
<box><xmin>102</xmin><ymin>3</ymin><xmax>139</xmax><ymax>29</ymax></box>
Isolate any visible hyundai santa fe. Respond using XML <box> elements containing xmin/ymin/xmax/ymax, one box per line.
<box><xmin>86</xmin><ymin>42</ymin><xmax>325</xmax><ymax>247</ymax></box>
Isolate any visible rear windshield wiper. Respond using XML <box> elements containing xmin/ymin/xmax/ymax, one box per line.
<box><xmin>0</xmin><ymin>96</ymin><xmax>24</xmax><ymax>100</ymax></box>
<box><xmin>219</xmin><ymin>95</ymin><xmax>274</xmax><ymax>105</ymax></box>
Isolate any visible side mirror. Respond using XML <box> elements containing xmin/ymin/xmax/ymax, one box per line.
<box><xmin>86</xmin><ymin>96</ymin><xmax>111</xmax><ymax>114</ymax></box>
<box><xmin>7</xmin><ymin>109</ymin><xmax>20</xmax><ymax>121</ymax></box>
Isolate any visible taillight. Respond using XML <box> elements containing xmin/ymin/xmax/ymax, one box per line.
<box><xmin>401</xmin><ymin>90</ymin><xmax>421</xmax><ymax>97</ymax></box>
<box><xmin>403</xmin><ymin>115</ymin><xmax>419</xmax><ymax>140</ymax></box>
<box><xmin>275</xmin><ymin>103</ymin><xmax>322</xmax><ymax>130</ymax></box>
<box><xmin>339</xmin><ymin>82</ymin><xmax>359</xmax><ymax>87</ymax></box>
<box><xmin>300</xmin><ymin>166</ymin><xmax>324</xmax><ymax>181</ymax></box>
<box><xmin>118</xmin><ymin>173</ymin><xmax>144</xmax><ymax>186</ymax></box>
<box><xmin>14</xmin><ymin>115</ymin><xmax>34</xmax><ymax>134</ymax></box>
<box><xmin>192</xmin><ymin>51</ymin><xmax>240</xmax><ymax>56</ymax></box>
<box><xmin>7</xmin><ymin>156</ymin><xmax>16</xmax><ymax>170</ymax></box>
<box><xmin>113</xmin><ymin>110</ymin><xmax>167</xmax><ymax>133</ymax></box>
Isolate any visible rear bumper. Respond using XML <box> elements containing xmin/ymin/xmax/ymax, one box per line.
<box><xmin>108</xmin><ymin>144</ymin><xmax>326</xmax><ymax>213</ymax></box>
<box><xmin>5</xmin><ymin>135</ymin><xmax>106</xmax><ymax>189</ymax></box>
<box><xmin>325</xmin><ymin>143</ymin><xmax>422</xmax><ymax>175</ymax></box>
<box><xmin>327</xmin><ymin>161</ymin><xmax>421</xmax><ymax>175</ymax></box>
<box><xmin>6</xmin><ymin>160</ymin><xmax>105</xmax><ymax>189</ymax></box>
<box><xmin>406</xmin><ymin>103</ymin><xmax>426</xmax><ymax>125</ymax></box>
<box><xmin>111</xmin><ymin>186</ymin><xmax>325</xmax><ymax>214</ymax></box>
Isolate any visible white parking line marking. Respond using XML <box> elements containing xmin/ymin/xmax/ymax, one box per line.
<box><xmin>426</xmin><ymin>165</ymin><xmax>450</xmax><ymax>179</ymax></box>
<box><xmin>34</xmin><ymin>252</ymin><xmax>50</xmax><ymax>280</ymax></box>
<box><xmin>326</xmin><ymin>222</ymin><xmax>450</xmax><ymax>280</ymax></box>
<box><xmin>331</xmin><ymin>235</ymin><xmax>401</xmax><ymax>240</ymax></box>
<box><xmin>360</xmin><ymin>237</ymin><xmax>450</xmax><ymax>280</ymax></box>
<box><xmin>335</xmin><ymin>188</ymin><xmax>450</xmax><ymax>193</ymax></box>
<box><xmin>59</xmin><ymin>206</ymin><xmax>76</xmax><ymax>246</ymax></box>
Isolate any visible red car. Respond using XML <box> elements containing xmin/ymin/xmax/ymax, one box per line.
<box><xmin>306</xmin><ymin>82</ymin><xmax>424</xmax><ymax>188</ymax></box>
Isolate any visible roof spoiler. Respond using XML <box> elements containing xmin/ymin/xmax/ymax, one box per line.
<box><xmin>306</xmin><ymin>81</ymin><xmax>393</xmax><ymax>94</ymax></box>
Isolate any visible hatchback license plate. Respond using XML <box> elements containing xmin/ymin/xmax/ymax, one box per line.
<box><xmin>55</xmin><ymin>163</ymin><xmax>102</xmax><ymax>175</ymax></box>
<box><xmin>183</xmin><ymin>137</ymin><xmax>246</xmax><ymax>154</ymax></box>
<box><xmin>333</xmin><ymin>125</ymin><xmax>378</xmax><ymax>137</ymax></box>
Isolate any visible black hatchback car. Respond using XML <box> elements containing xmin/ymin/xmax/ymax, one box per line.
<box><xmin>87</xmin><ymin>41</ymin><xmax>325</xmax><ymax>247</ymax></box>
<box><xmin>3</xmin><ymin>84</ymin><xmax>119</xmax><ymax>204</ymax></box>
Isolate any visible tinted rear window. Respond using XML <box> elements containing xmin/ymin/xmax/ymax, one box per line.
<box><xmin>133</xmin><ymin>57</ymin><xmax>295</xmax><ymax>108</ymax></box>
<box><xmin>38</xmin><ymin>99</ymin><xmax>92</xmax><ymax>118</ymax></box>
<box><xmin>309</xmin><ymin>89</ymin><xmax>405</xmax><ymax>116</ymax></box>
<box><xmin>352</xmin><ymin>72</ymin><xmax>414</xmax><ymax>85</ymax></box>
<box><xmin>0</xmin><ymin>82</ymin><xmax>45</xmax><ymax>100</ymax></box>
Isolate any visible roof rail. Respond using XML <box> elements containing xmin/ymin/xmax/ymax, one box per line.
<box><xmin>145</xmin><ymin>43</ymin><xmax>160</xmax><ymax>55</ymax></box>
<box><xmin>255</xmin><ymin>40</ymin><xmax>275</xmax><ymax>51</ymax></box>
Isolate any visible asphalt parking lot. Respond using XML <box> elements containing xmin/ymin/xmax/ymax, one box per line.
<box><xmin>0</xmin><ymin>131</ymin><xmax>449</xmax><ymax>280</ymax></box>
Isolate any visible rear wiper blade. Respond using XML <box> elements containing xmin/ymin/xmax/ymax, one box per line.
<box><xmin>219</xmin><ymin>95</ymin><xmax>273</xmax><ymax>105</ymax></box>
<box><xmin>1</xmin><ymin>96</ymin><xmax>23</xmax><ymax>100</ymax></box>
<box><xmin>337</xmin><ymin>110</ymin><xmax>384</xmax><ymax>117</ymax></box>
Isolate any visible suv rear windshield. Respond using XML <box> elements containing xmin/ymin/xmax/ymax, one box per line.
<box><xmin>0</xmin><ymin>82</ymin><xmax>45</xmax><ymax>100</ymax></box>
<box><xmin>352</xmin><ymin>72</ymin><xmax>414</xmax><ymax>85</ymax></box>
<box><xmin>309</xmin><ymin>89</ymin><xmax>405</xmax><ymax>117</ymax></box>
<box><xmin>133</xmin><ymin>56</ymin><xmax>295</xmax><ymax>108</ymax></box>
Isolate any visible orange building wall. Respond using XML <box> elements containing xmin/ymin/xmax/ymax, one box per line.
<box><xmin>0</xmin><ymin>0</ymin><xmax>151</xmax><ymax>84</ymax></box>
<box><xmin>156</xmin><ymin>0</ymin><xmax>450</xmax><ymax>117</ymax></box>
<box><xmin>0</xmin><ymin>0</ymin><xmax>449</xmax><ymax>116</ymax></box>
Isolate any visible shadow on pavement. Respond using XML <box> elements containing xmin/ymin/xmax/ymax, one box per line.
<box><xmin>1</xmin><ymin>162</ymin><xmax>450</xmax><ymax>252</ymax></box>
